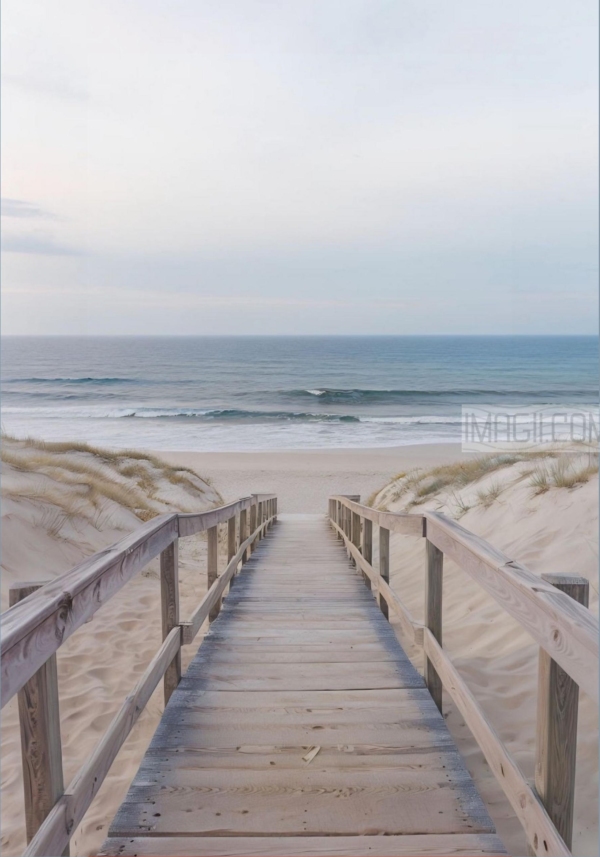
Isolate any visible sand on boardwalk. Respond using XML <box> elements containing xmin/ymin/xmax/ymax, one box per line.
<box><xmin>1</xmin><ymin>441</ymin><xmax>598</xmax><ymax>856</ymax></box>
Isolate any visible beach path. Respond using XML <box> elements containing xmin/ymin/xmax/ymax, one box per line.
<box><xmin>100</xmin><ymin>515</ymin><xmax>505</xmax><ymax>856</ymax></box>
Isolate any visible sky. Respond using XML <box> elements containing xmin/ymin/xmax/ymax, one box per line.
<box><xmin>1</xmin><ymin>0</ymin><xmax>598</xmax><ymax>335</ymax></box>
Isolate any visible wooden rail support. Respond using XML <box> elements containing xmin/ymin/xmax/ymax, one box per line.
<box><xmin>425</xmin><ymin>540</ymin><xmax>444</xmax><ymax>713</ymax></box>
<box><xmin>351</xmin><ymin>511</ymin><xmax>361</xmax><ymax>570</ymax></box>
<box><xmin>535</xmin><ymin>574</ymin><xmax>589</xmax><ymax>851</ymax></box>
<box><xmin>379</xmin><ymin>526</ymin><xmax>390</xmax><ymax>619</ymax></box>
<box><xmin>249</xmin><ymin>504</ymin><xmax>257</xmax><ymax>554</ymax></box>
<box><xmin>240</xmin><ymin>509</ymin><xmax>248</xmax><ymax>562</ymax></box>
<box><xmin>9</xmin><ymin>583</ymin><xmax>68</xmax><ymax>854</ymax></box>
<box><xmin>160</xmin><ymin>541</ymin><xmax>181</xmax><ymax>704</ymax></box>
<box><xmin>207</xmin><ymin>525</ymin><xmax>219</xmax><ymax>621</ymax></box>
<box><xmin>227</xmin><ymin>515</ymin><xmax>237</xmax><ymax>587</ymax></box>
<box><xmin>363</xmin><ymin>518</ymin><xmax>373</xmax><ymax>591</ymax></box>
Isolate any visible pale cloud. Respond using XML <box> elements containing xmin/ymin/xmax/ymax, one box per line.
<box><xmin>1</xmin><ymin>0</ymin><xmax>597</xmax><ymax>334</ymax></box>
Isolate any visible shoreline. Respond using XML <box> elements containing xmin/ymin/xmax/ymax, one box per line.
<box><xmin>152</xmin><ymin>442</ymin><xmax>467</xmax><ymax>512</ymax></box>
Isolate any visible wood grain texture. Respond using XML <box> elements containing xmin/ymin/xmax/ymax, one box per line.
<box><xmin>1</xmin><ymin>514</ymin><xmax>179</xmax><ymax>708</ymax></box>
<box><xmin>9</xmin><ymin>584</ymin><xmax>67</xmax><ymax>853</ymax></box>
<box><xmin>24</xmin><ymin>628</ymin><xmax>182</xmax><ymax>857</ymax></box>
<box><xmin>103</xmin><ymin>516</ymin><xmax>499</xmax><ymax>855</ymax></box>
<box><xmin>423</xmin><ymin>629</ymin><xmax>569</xmax><ymax>857</ymax></box>
<box><xmin>99</xmin><ymin>834</ymin><xmax>507</xmax><ymax>856</ymax></box>
<box><xmin>160</xmin><ymin>540</ymin><xmax>181</xmax><ymax>704</ymax></box>
<box><xmin>379</xmin><ymin>525</ymin><xmax>390</xmax><ymax>620</ymax></box>
<box><xmin>535</xmin><ymin>574</ymin><xmax>589</xmax><ymax>851</ymax></box>
<box><xmin>425</xmin><ymin>511</ymin><xmax>598</xmax><ymax>702</ymax></box>
<box><xmin>207</xmin><ymin>526</ymin><xmax>219</xmax><ymax>622</ymax></box>
<box><xmin>425</xmin><ymin>539</ymin><xmax>443</xmax><ymax>713</ymax></box>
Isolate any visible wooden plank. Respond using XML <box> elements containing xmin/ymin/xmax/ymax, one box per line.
<box><xmin>422</xmin><ymin>629</ymin><xmax>569</xmax><ymax>857</ymax></box>
<box><xmin>227</xmin><ymin>515</ymin><xmax>236</xmax><ymax>562</ymax></box>
<box><xmin>204</xmin><ymin>624</ymin><xmax>396</xmax><ymax>646</ymax></box>
<box><xmin>239</xmin><ymin>508</ymin><xmax>248</xmax><ymax>562</ymax></box>
<box><xmin>109</xmin><ymin>768</ymin><xmax>494</xmax><ymax>837</ymax></box>
<box><xmin>160</xmin><ymin>540</ymin><xmax>181</xmax><ymax>704</ymax></box>
<box><xmin>147</xmin><ymin>686</ymin><xmax>441</xmax><ymax>721</ymax></box>
<box><xmin>207</xmin><ymin>525</ymin><xmax>219</xmax><ymax>622</ymax></box>
<box><xmin>379</xmin><ymin>525</ymin><xmax>390</xmax><ymax>619</ymax></box>
<box><xmin>100</xmin><ymin>833</ymin><xmax>507</xmax><ymax>856</ymax></box>
<box><xmin>1</xmin><ymin>513</ymin><xmax>178</xmax><ymax>709</ymax></box>
<box><xmin>9</xmin><ymin>584</ymin><xmax>67</xmax><ymax>852</ymax></box>
<box><xmin>180</xmin><ymin>660</ymin><xmax>424</xmax><ymax>691</ymax></box>
<box><xmin>425</xmin><ymin>511</ymin><xmax>599</xmax><ymax>702</ymax></box>
<box><xmin>535</xmin><ymin>574</ymin><xmax>589</xmax><ymax>851</ymax></box>
<box><xmin>190</xmin><ymin>643</ymin><xmax>403</xmax><ymax>663</ymax></box>
<box><xmin>363</xmin><ymin>517</ymin><xmax>373</xmax><ymax>591</ymax></box>
<box><xmin>425</xmin><ymin>539</ymin><xmax>443</xmax><ymax>713</ymax></box>
<box><xmin>24</xmin><ymin>628</ymin><xmax>182</xmax><ymax>857</ymax></box>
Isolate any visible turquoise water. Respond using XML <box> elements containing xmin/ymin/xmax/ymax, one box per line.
<box><xmin>1</xmin><ymin>336</ymin><xmax>597</xmax><ymax>450</ymax></box>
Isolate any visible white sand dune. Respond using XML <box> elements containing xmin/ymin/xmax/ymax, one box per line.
<box><xmin>372</xmin><ymin>452</ymin><xmax>599</xmax><ymax>856</ymax></box>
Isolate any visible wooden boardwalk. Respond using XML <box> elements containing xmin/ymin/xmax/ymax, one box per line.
<box><xmin>101</xmin><ymin>515</ymin><xmax>505</xmax><ymax>856</ymax></box>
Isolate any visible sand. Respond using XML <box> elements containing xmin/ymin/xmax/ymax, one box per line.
<box><xmin>153</xmin><ymin>443</ymin><xmax>469</xmax><ymax>513</ymax></box>
<box><xmin>1</xmin><ymin>441</ymin><xmax>597</xmax><ymax>857</ymax></box>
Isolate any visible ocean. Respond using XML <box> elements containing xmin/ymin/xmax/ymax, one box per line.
<box><xmin>1</xmin><ymin>336</ymin><xmax>597</xmax><ymax>451</ymax></box>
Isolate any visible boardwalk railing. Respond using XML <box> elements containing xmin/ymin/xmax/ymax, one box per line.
<box><xmin>328</xmin><ymin>495</ymin><xmax>598</xmax><ymax>857</ymax></box>
<box><xmin>1</xmin><ymin>494</ymin><xmax>277</xmax><ymax>857</ymax></box>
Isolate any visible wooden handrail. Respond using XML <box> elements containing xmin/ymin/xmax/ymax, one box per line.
<box><xmin>1</xmin><ymin>493</ymin><xmax>278</xmax><ymax>855</ymax></box>
<box><xmin>1</xmin><ymin>513</ymin><xmax>179</xmax><ymax>709</ymax></box>
<box><xmin>328</xmin><ymin>494</ymin><xmax>598</xmax><ymax>857</ymax></box>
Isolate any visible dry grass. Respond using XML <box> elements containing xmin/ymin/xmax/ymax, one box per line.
<box><xmin>1</xmin><ymin>434</ymin><xmax>222</xmax><ymax>528</ymax></box>
<box><xmin>476</xmin><ymin>480</ymin><xmax>504</xmax><ymax>508</ymax></box>
<box><xmin>372</xmin><ymin>449</ymin><xmax>597</xmax><ymax>512</ymax></box>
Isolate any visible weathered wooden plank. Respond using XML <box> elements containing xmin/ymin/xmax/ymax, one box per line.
<box><xmin>379</xmin><ymin>525</ymin><xmax>390</xmax><ymax>619</ymax></box>
<box><xmin>100</xmin><ymin>834</ymin><xmax>507</xmax><ymax>856</ymax></box>
<box><xmin>425</xmin><ymin>511</ymin><xmax>598</xmax><ymax>702</ymax></box>
<box><xmin>207</xmin><ymin>525</ymin><xmax>219</xmax><ymax>622</ymax></box>
<box><xmin>180</xmin><ymin>660</ymin><xmax>424</xmax><ymax>691</ymax></box>
<box><xmin>109</xmin><ymin>769</ymin><xmax>494</xmax><ymax>837</ymax></box>
<box><xmin>535</xmin><ymin>574</ymin><xmax>589</xmax><ymax>851</ymax></box>
<box><xmin>425</xmin><ymin>539</ymin><xmax>444</xmax><ymax>713</ymax></box>
<box><xmin>148</xmin><ymin>687</ymin><xmax>442</xmax><ymax>722</ymax></box>
<box><xmin>9</xmin><ymin>584</ymin><xmax>67</xmax><ymax>852</ymax></box>
<box><xmin>422</xmin><ymin>629</ymin><xmax>569</xmax><ymax>857</ymax></box>
<box><xmin>160</xmin><ymin>540</ymin><xmax>181</xmax><ymax>704</ymax></box>
<box><xmin>24</xmin><ymin>628</ymin><xmax>182</xmax><ymax>857</ymax></box>
<box><xmin>1</xmin><ymin>513</ymin><xmax>179</xmax><ymax>709</ymax></box>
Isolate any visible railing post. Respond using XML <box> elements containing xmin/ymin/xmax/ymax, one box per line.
<box><xmin>425</xmin><ymin>539</ymin><xmax>443</xmax><ymax>713</ymax></box>
<box><xmin>535</xmin><ymin>574</ymin><xmax>589</xmax><ymax>851</ymax></box>
<box><xmin>336</xmin><ymin>500</ymin><xmax>342</xmax><ymax>538</ymax></box>
<box><xmin>249</xmin><ymin>501</ymin><xmax>257</xmax><ymax>553</ymax></box>
<box><xmin>160</xmin><ymin>540</ymin><xmax>181</xmax><ymax>704</ymax></box>
<box><xmin>207</xmin><ymin>525</ymin><xmax>219</xmax><ymax>621</ymax></box>
<box><xmin>240</xmin><ymin>508</ymin><xmax>248</xmax><ymax>563</ymax></box>
<box><xmin>363</xmin><ymin>518</ymin><xmax>373</xmax><ymax>590</ymax></box>
<box><xmin>351</xmin><ymin>510</ymin><xmax>361</xmax><ymax>568</ymax></box>
<box><xmin>9</xmin><ymin>582</ymin><xmax>68</xmax><ymax>854</ymax></box>
<box><xmin>379</xmin><ymin>526</ymin><xmax>390</xmax><ymax>619</ymax></box>
<box><xmin>227</xmin><ymin>513</ymin><xmax>237</xmax><ymax>587</ymax></box>
<box><xmin>274</xmin><ymin>497</ymin><xmax>278</xmax><ymax>521</ymax></box>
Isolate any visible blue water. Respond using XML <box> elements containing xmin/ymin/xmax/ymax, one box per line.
<box><xmin>1</xmin><ymin>336</ymin><xmax>597</xmax><ymax>450</ymax></box>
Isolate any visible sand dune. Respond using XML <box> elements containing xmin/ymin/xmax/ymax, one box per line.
<box><xmin>1</xmin><ymin>438</ymin><xmax>223</xmax><ymax>857</ymax></box>
<box><xmin>371</xmin><ymin>451</ymin><xmax>599</xmax><ymax>856</ymax></box>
